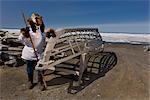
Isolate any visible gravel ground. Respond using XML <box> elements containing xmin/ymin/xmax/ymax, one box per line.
<box><xmin>0</xmin><ymin>44</ymin><xmax>149</xmax><ymax>100</ymax></box>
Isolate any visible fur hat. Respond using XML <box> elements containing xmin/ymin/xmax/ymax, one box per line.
<box><xmin>31</xmin><ymin>13</ymin><xmax>41</xmax><ymax>23</ymax></box>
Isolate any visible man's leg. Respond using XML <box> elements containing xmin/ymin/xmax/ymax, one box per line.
<box><xmin>26</xmin><ymin>60</ymin><xmax>36</xmax><ymax>89</ymax></box>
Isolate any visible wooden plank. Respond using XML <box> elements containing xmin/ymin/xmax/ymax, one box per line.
<box><xmin>45</xmin><ymin>42</ymin><xmax>84</xmax><ymax>56</ymax></box>
<box><xmin>36</xmin><ymin>52</ymin><xmax>82</xmax><ymax>70</ymax></box>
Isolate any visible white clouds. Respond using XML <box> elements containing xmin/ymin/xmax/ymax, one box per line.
<box><xmin>100</xmin><ymin>22</ymin><xmax>149</xmax><ymax>33</ymax></box>
<box><xmin>63</xmin><ymin>22</ymin><xmax>150</xmax><ymax>33</ymax></box>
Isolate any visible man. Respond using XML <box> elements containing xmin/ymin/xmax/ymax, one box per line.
<box><xmin>19</xmin><ymin>13</ymin><xmax>46</xmax><ymax>89</ymax></box>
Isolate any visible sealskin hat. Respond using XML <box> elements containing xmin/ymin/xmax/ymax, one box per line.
<box><xmin>31</xmin><ymin>13</ymin><xmax>41</xmax><ymax>24</ymax></box>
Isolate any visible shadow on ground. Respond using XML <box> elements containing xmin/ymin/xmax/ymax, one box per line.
<box><xmin>45</xmin><ymin>52</ymin><xmax>117</xmax><ymax>94</ymax></box>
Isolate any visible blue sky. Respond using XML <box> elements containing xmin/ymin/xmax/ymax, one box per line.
<box><xmin>0</xmin><ymin>0</ymin><xmax>149</xmax><ymax>33</ymax></box>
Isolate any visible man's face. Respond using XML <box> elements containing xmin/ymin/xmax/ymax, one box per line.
<box><xmin>35</xmin><ymin>16</ymin><xmax>43</xmax><ymax>26</ymax></box>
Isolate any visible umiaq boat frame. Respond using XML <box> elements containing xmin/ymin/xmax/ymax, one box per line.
<box><xmin>35</xmin><ymin>28</ymin><xmax>104</xmax><ymax>90</ymax></box>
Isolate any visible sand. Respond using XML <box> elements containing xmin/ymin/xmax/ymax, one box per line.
<box><xmin>0</xmin><ymin>43</ymin><xmax>149</xmax><ymax>100</ymax></box>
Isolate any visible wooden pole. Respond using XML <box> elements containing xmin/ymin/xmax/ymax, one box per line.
<box><xmin>22</xmin><ymin>13</ymin><xmax>39</xmax><ymax>61</ymax></box>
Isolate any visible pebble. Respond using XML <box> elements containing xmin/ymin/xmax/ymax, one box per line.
<box><xmin>97</xmin><ymin>94</ymin><xmax>101</xmax><ymax>97</ymax></box>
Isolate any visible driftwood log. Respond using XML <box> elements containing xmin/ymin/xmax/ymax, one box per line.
<box><xmin>0</xmin><ymin>30</ymin><xmax>24</xmax><ymax>67</ymax></box>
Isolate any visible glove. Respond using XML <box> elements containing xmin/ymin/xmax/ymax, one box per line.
<box><xmin>46</xmin><ymin>28</ymin><xmax>56</xmax><ymax>38</ymax></box>
<box><xmin>26</xmin><ymin>27</ymin><xmax>30</xmax><ymax>32</ymax></box>
<box><xmin>20</xmin><ymin>28</ymin><xmax>30</xmax><ymax>38</ymax></box>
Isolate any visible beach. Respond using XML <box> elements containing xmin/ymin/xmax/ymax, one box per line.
<box><xmin>0</xmin><ymin>43</ymin><xmax>149</xmax><ymax>100</ymax></box>
<box><xmin>1</xmin><ymin>0</ymin><xmax>149</xmax><ymax>99</ymax></box>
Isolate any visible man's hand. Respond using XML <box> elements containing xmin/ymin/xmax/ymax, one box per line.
<box><xmin>20</xmin><ymin>27</ymin><xmax>30</xmax><ymax>38</ymax></box>
<box><xmin>45</xmin><ymin>28</ymin><xmax>56</xmax><ymax>38</ymax></box>
<box><xmin>26</xmin><ymin>27</ymin><xmax>30</xmax><ymax>32</ymax></box>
